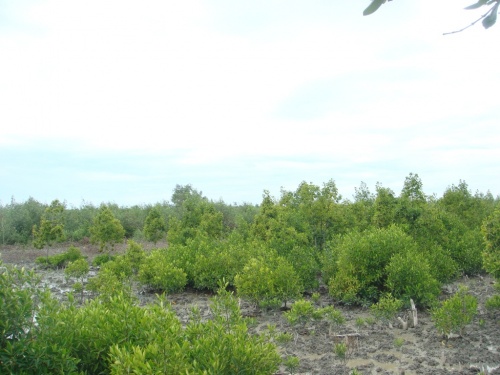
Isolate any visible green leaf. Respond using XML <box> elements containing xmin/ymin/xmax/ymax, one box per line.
<box><xmin>464</xmin><ymin>0</ymin><xmax>488</xmax><ymax>10</ymax></box>
<box><xmin>363</xmin><ymin>0</ymin><xmax>386</xmax><ymax>16</ymax></box>
<box><xmin>483</xmin><ymin>3</ymin><xmax>499</xmax><ymax>29</ymax></box>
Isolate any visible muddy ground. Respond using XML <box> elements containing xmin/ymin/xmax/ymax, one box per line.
<box><xmin>1</xmin><ymin>243</ymin><xmax>500</xmax><ymax>375</ymax></box>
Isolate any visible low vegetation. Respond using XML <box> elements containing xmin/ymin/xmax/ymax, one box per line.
<box><xmin>35</xmin><ymin>245</ymin><xmax>85</xmax><ymax>269</ymax></box>
<box><xmin>1</xmin><ymin>175</ymin><xmax>500</xmax><ymax>373</ymax></box>
<box><xmin>0</xmin><ymin>261</ymin><xmax>281</xmax><ymax>374</ymax></box>
<box><xmin>431</xmin><ymin>285</ymin><xmax>478</xmax><ymax>338</ymax></box>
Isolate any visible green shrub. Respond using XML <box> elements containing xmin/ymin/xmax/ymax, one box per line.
<box><xmin>138</xmin><ymin>250</ymin><xmax>187</xmax><ymax>293</ymax></box>
<box><xmin>482</xmin><ymin>207</ymin><xmax>500</xmax><ymax>280</ymax></box>
<box><xmin>327</xmin><ymin>226</ymin><xmax>418</xmax><ymax>304</ymax></box>
<box><xmin>165</xmin><ymin>232</ymin><xmax>256</xmax><ymax>289</ymax></box>
<box><xmin>235</xmin><ymin>257</ymin><xmax>274</xmax><ymax>306</ymax></box>
<box><xmin>32</xmin><ymin>200</ymin><xmax>65</xmax><ymax>256</ymax></box>
<box><xmin>385</xmin><ymin>249</ymin><xmax>440</xmax><ymax>307</ymax></box>
<box><xmin>431</xmin><ymin>285</ymin><xmax>478</xmax><ymax>337</ymax></box>
<box><xmin>143</xmin><ymin>207</ymin><xmax>167</xmax><ymax>244</ymax></box>
<box><xmin>423</xmin><ymin>244</ymin><xmax>459</xmax><ymax>283</ymax></box>
<box><xmin>87</xmin><ymin>268</ymin><xmax>133</xmax><ymax>301</ymax></box>
<box><xmin>35</xmin><ymin>253</ymin><xmax>66</xmax><ymax>268</ymax></box>
<box><xmin>328</xmin><ymin>265</ymin><xmax>361</xmax><ymax>305</ymax></box>
<box><xmin>3</xmin><ymin>271</ymin><xmax>279</xmax><ymax>375</ymax></box>
<box><xmin>0</xmin><ymin>262</ymin><xmax>40</xmax><ymax>347</ymax></box>
<box><xmin>0</xmin><ymin>262</ymin><xmax>79</xmax><ymax>374</ymax></box>
<box><xmin>161</xmin><ymin>242</ymin><xmax>198</xmax><ymax>282</ymax></box>
<box><xmin>65</xmin><ymin>259</ymin><xmax>90</xmax><ymax>302</ymax></box>
<box><xmin>109</xmin><ymin>286</ymin><xmax>281</xmax><ymax>375</ymax></box>
<box><xmin>370</xmin><ymin>293</ymin><xmax>403</xmax><ymax>324</ymax></box>
<box><xmin>320</xmin><ymin>237</ymin><xmax>342</xmax><ymax>284</ymax></box>
<box><xmin>37</xmin><ymin>293</ymin><xmax>181</xmax><ymax>375</ymax></box>
<box><xmin>285</xmin><ymin>245</ymin><xmax>320</xmax><ymax>290</ymax></box>
<box><xmin>318</xmin><ymin>305</ymin><xmax>345</xmax><ymax>334</ymax></box>
<box><xmin>272</xmin><ymin>256</ymin><xmax>305</xmax><ymax>308</ymax></box>
<box><xmin>235</xmin><ymin>255</ymin><xmax>303</xmax><ymax>308</ymax></box>
<box><xmin>89</xmin><ymin>205</ymin><xmax>125</xmax><ymax>253</ymax></box>
<box><xmin>1</xmin><ymin>337</ymin><xmax>79</xmax><ymax>375</ymax></box>
<box><xmin>285</xmin><ymin>299</ymin><xmax>315</xmax><ymax>325</ymax></box>
<box><xmin>65</xmin><ymin>259</ymin><xmax>89</xmax><ymax>282</ymax></box>
<box><xmin>88</xmin><ymin>258</ymin><xmax>135</xmax><ymax>302</ymax></box>
<box><xmin>101</xmin><ymin>255</ymin><xmax>134</xmax><ymax>282</ymax></box>
<box><xmin>123</xmin><ymin>240</ymin><xmax>146</xmax><ymax>274</ymax></box>
<box><xmin>451</xmin><ymin>229</ymin><xmax>484</xmax><ymax>276</ymax></box>
<box><xmin>92</xmin><ymin>253</ymin><xmax>115</xmax><ymax>266</ymax></box>
<box><xmin>65</xmin><ymin>245</ymin><xmax>84</xmax><ymax>262</ymax></box>
<box><xmin>192</xmin><ymin>246</ymin><xmax>241</xmax><ymax>291</ymax></box>
<box><xmin>192</xmin><ymin>286</ymin><xmax>281</xmax><ymax>373</ymax></box>
<box><xmin>409</xmin><ymin>206</ymin><xmax>466</xmax><ymax>266</ymax></box>
<box><xmin>35</xmin><ymin>246</ymin><xmax>84</xmax><ymax>269</ymax></box>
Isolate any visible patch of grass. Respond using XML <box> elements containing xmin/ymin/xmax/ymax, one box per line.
<box><xmin>365</xmin><ymin>317</ymin><xmax>376</xmax><ymax>326</ymax></box>
<box><xmin>35</xmin><ymin>246</ymin><xmax>84</xmax><ymax>269</ymax></box>
<box><xmin>355</xmin><ymin>317</ymin><xmax>365</xmax><ymax>328</ymax></box>
<box><xmin>394</xmin><ymin>337</ymin><xmax>405</xmax><ymax>349</ymax></box>
<box><xmin>485</xmin><ymin>295</ymin><xmax>500</xmax><ymax>310</ymax></box>
<box><xmin>334</xmin><ymin>342</ymin><xmax>347</xmax><ymax>364</ymax></box>
<box><xmin>275</xmin><ymin>332</ymin><xmax>293</xmax><ymax>345</ymax></box>
<box><xmin>283</xmin><ymin>356</ymin><xmax>300</xmax><ymax>374</ymax></box>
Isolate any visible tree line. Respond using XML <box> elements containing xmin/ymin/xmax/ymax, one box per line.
<box><xmin>0</xmin><ymin>184</ymin><xmax>259</xmax><ymax>246</ymax></box>
<box><xmin>1</xmin><ymin>175</ymin><xmax>497</xmax><ymax>250</ymax></box>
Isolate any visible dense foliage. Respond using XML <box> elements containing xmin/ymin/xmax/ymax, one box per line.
<box><xmin>482</xmin><ymin>207</ymin><xmax>500</xmax><ymax>280</ymax></box>
<box><xmin>1</xmin><ymin>176</ymin><xmax>499</xmax><ymax>310</ymax></box>
<box><xmin>138</xmin><ymin>250</ymin><xmax>187</xmax><ymax>293</ymax></box>
<box><xmin>143</xmin><ymin>207</ymin><xmax>167</xmax><ymax>244</ymax></box>
<box><xmin>0</xmin><ymin>262</ymin><xmax>280</xmax><ymax>374</ymax></box>
<box><xmin>235</xmin><ymin>253</ymin><xmax>304</xmax><ymax>309</ymax></box>
<box><xmin>1</xmin><ymin>176</ymin><xmax>500</xmax><ymax>373</ymax></box>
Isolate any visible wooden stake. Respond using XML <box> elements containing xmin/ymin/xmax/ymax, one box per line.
<box><xmin>410</xmin><ymin>299</ymin><xmax>418</xmax><ymax>328</ymax></box>
<box><xmin>397</xmin><ymin>316</ymin><xmax>408</xmax><ymax>330</ymax></box>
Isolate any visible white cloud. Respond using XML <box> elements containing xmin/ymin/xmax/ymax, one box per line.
<box><xmin>1</xmin><ymin>0</ymin><xmax>499</xmax><ymax>205</ymax></box>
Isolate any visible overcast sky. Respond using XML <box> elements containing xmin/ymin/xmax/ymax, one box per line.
<box><xmin>1</xmin><ymin>0</ymin><xmax>499</xmax><ymax>207</ymax></box>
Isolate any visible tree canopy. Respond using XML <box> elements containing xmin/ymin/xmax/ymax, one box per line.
<box><xmin>89</xmin><ymin>204</ymin><xmax>126</xmax><ymax>253</ymax></box>
<box><xmin>32</xmin><ymin>199</ymin><xmax>65</xmax><ymax>260</ymax></box>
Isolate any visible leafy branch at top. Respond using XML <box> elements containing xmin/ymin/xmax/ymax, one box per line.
<box><xmin>363</xmin><ymin>0</ymin><xmax>500</xmax><ymax>31</ymax></box>
<box><xmin>363</xmin><ymin>0</ymin><xmax>393</xmax><ymax>16</ymax></box>
<box><xmin>444</xmin><ymin>0</ymin><xmax>500</xmax><ymax>34</ymax></box>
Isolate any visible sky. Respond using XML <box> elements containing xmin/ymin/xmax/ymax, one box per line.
<box><xmin>1</xmin><ymin>0</ymin><xmax>499</xmax><ymax>207</ymax></box>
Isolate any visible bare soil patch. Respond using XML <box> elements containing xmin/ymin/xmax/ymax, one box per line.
<box><xmin>2</xmin><ymin>244</ymin><xmax>500</xmax><ymax>375</ymax></box>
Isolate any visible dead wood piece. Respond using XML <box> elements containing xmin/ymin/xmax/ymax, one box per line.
<box><xmin>397</xmin><ymin>316</ymin><xmax>408</xmax><ymax>330</ymax></box>
<box><xmin>410</xmin><ymin>299</ymin><xmax>418</xmax><ymax>328</ymax></box>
